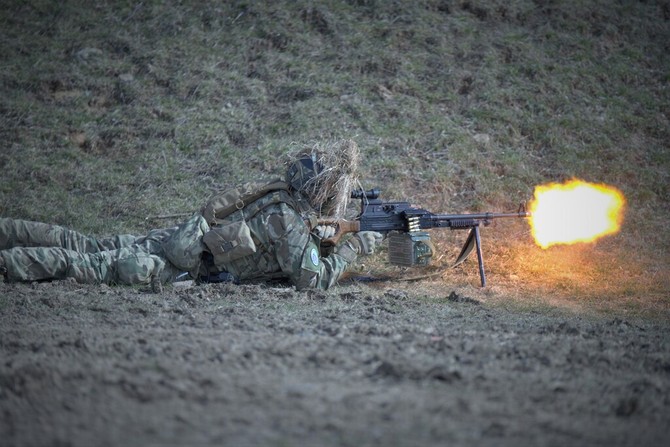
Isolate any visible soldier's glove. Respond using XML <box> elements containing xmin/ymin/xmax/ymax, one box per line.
<box><xmin>335</xmin><ymin>231</ymin><xmax>384</xmax><ymax>262</ymax></box>
<box><xmin>355</xmin><ymin>231</ymin><xmax>384</xmax><ymax>255</ymax></box>
<box><xmin>314</xmin><ymin>224</ymin><xmax>336</xmax><ymax>240</ymax></box>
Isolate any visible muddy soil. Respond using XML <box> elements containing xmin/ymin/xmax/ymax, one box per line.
<box><xmin>1</xmin><ymin>279</ymin><xmax>668</xmax><ymax>447</ymax></box>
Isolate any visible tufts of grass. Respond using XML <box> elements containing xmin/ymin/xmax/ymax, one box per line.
<box><xmin>0</xmin><ymin>0</ymin><xmax>668</xmax><ymax>313</ymax></box>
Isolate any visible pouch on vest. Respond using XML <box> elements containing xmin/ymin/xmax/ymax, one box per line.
<box><xmin>202</xmin><ymin>220</ymin><xmax>257</xmax><ymax>266</ymax></box>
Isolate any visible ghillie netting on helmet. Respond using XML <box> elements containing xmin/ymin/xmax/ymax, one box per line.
<box><xmin>286</xmin><ymin>139</ymin><xmax>360</xmax><ymax>218</ymax></box>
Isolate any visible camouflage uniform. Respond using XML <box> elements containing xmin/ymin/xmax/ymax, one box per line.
<box><xmin>0</xmin><ymin>188</ymin><xmax>359</xmax><ymax>290</ymax></box>
<box><xmin>202</xmin><ymin>187</ymin><xmax>354</xmax><ymax>290</ymax></box>
<box><xmin>0</xmin><ymin>217</ymin><xmax>183</xmax><ymax>285</ymax></box>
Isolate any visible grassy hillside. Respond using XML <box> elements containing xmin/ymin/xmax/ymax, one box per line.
<box><xmin>1</xmin><ymin>0</ymin><xmax>668</xmax><ymax>314</ymax></box>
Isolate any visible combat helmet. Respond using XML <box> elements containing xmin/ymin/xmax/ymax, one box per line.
<box><xmin>286</xmin><ymin>154</ymin><xmax>324</xmax><ymax>193</ymax></box>
<box><xmin>285</xmin><ymin>139</ymin><xmax>360</xmax><ymax>218</ymax></box>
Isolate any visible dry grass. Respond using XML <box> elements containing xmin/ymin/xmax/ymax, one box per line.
<box><xmin>1</xmin><ymin>0</ymin><xmax>668</xmax><ymax>317</ymax></box>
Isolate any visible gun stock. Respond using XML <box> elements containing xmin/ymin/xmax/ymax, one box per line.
<box><xmin>317</xmin><ymin>218</ymin><xmax>360</xmax><ymax>245</ymax></box>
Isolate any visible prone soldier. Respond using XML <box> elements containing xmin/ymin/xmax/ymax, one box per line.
<box><xmin>0</xmin><ymin>140</ymin><xmax>383</xmax><ymax>290</ymax></box>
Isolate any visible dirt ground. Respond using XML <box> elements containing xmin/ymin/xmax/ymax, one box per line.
<box><xmin>1</xmin><ymin>279</ymin><xmax>668</xmax><ymax>447</ymax></box>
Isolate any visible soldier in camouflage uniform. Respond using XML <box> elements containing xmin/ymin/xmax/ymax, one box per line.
<box><xmin>0</xmin><ymin>140</ymin><xmax>382</xmax><ymax>290</ymax></box>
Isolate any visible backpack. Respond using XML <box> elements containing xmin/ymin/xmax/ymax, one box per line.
<box><xmin>200</xmin><ymin>178</ymin><xmax>290</xmax><ymax>225</ymax></box>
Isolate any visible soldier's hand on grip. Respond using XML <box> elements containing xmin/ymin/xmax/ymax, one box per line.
<box><xmin>314</xmin><ymin>224</ymin><xmax>337</xmax><ymax>240</ymax></box>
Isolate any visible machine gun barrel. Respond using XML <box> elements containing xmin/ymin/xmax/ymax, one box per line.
<box><xmin>425</xmin><ymin>210</ymin><xmax>531</xmax><ymax>228</ymax></box>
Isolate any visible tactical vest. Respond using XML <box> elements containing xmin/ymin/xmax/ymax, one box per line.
<box><xmin>199</xmin><ymin>178</ymin><xmax>313</xmax><ymax>270</ymax></box>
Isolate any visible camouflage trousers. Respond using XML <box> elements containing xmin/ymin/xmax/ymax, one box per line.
<box><xmin>0</xmin><ymin>217</ymin><xmax>184</xmax><ymax>285</ymax></box>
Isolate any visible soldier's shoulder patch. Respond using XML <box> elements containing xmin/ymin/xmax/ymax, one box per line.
<box><xmin>300</xmin><ymin>240</ymin><xmax>321</xmax><ymax>273</ymax></box>
<box><xmin>310</xmin><ymin>247</ymin><xmax>319</xmax><ymax>266</ymax></box>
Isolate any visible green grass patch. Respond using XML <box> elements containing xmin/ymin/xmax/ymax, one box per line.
<box><xmin>1</xmin><ymin>0</ymin><xmax>668</xmax><ymax>314</ymax></box>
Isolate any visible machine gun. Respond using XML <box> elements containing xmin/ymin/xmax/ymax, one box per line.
<box><xmin>320</xmin><ymin>188</ymin><xmax>530</xmax><ymax>287</ymax></box>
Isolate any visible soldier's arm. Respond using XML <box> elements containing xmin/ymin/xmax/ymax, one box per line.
<box><xmin>268</xmin><ymin>208</ymin><xmax>355</xmax><ymax>290</ymax></box>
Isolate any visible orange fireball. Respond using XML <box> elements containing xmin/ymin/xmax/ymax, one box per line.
<box><xmin>529</xmin><ymin>179</ymin><xmax>626</xmax><ymax>249</ymax></box>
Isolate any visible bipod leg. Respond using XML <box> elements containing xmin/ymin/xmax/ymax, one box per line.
<box><xmin>453</xmin><ymin>224</ymin><xmax>487</xmax><ymax>287</ymax></box>
<box><xmin>473</xmin><ymin>225</ymin><xmax>486</xmax><ymax>287</ymax></box>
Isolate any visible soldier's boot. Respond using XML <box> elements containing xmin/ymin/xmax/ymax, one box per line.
<box><xmin>151</xmin><ymin>274</ymin><xmax>164</xmax><ymax>294</ymax></box>
<box><xmin>0</xmin><ymin>254</ymin><xmax>7</xmax><ymax>282</ymax></box>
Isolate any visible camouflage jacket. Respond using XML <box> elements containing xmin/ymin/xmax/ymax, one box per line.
<box><xmin>202</xmin><ymin>188</ymin><xmax>352</xmax><ymax>290</ymax></box>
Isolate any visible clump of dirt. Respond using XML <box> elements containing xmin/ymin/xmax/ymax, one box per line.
<box><xmin>1</xmin><ymin>280</ymin><xmax>668</xmax><ymax>446</ymax></box>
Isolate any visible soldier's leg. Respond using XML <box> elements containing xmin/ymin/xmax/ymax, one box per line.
<box><xmin>0</xmin><ymin>218</ymin><xmax>137</xmax><ymax>252</ymax></box>
<box><xmin>112</xmin><ymin>247</ymin><xmax>182</xmax><ymax>286</ymax></box>
<box><xmin>0</xmin><ymin>246</ymin><xmax>178</xmax><ymax>285</ymax></box>
<box><xmin>0</xmin><ymin>247</ymin><xmax>106</xmax><ymax>283</ymax></box>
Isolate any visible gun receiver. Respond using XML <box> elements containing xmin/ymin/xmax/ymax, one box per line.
<box><xmin>320</xmin><ymin>188</ymin><xmax>530</xmax><ymax>287</ymax></box>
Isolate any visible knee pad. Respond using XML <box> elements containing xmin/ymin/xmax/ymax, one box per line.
<box><xmin>116</xmin><ymin>252</ymin><xmax>167</xmax><ymax>285</ymax></box>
